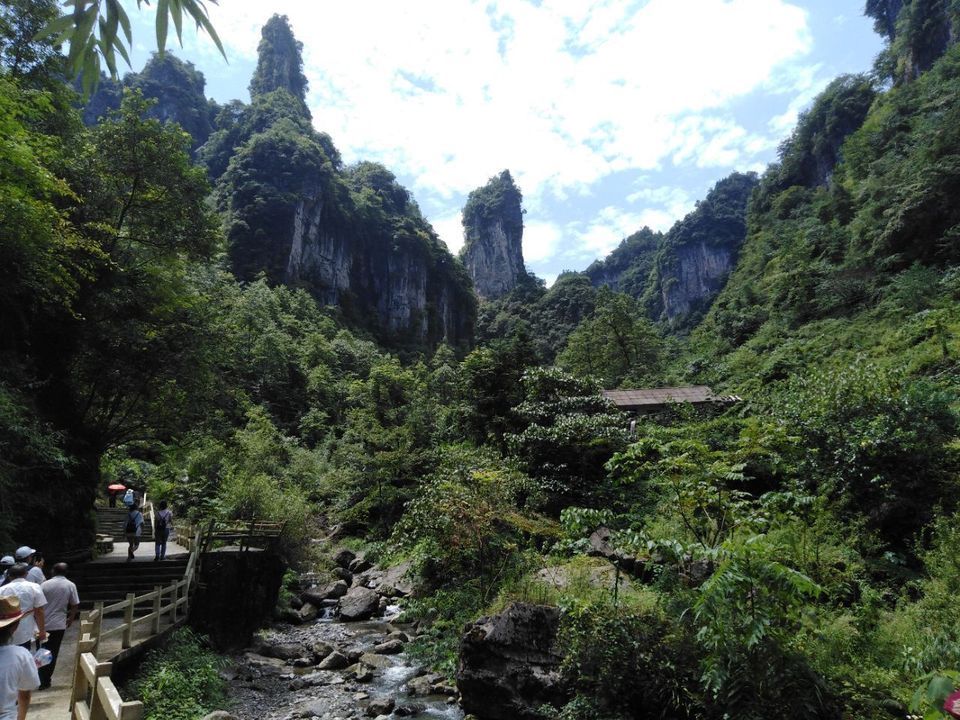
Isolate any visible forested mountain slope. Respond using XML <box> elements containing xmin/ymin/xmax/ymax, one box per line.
<box><xmin>688</xmin><ymin>43</ymin><xmax>960</xmax><ymax>395</ymax></box>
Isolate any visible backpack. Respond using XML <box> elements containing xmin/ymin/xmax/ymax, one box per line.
<box><xmin>155</xmin><ymin>512</ymin><xmax>167</xmax><ymax>535</ymax></box>
<box><xmin>124</xmin><ymin>512</ymin><xmax>138</xmax><ymax>534</ymax></box>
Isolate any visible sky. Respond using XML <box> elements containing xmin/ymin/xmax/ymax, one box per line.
<box><xmin>120</xmin><ymin>0</ymin><xmax>883</xmax><ymax>286</ymax></box>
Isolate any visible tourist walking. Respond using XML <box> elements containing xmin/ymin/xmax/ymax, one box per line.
<box><xmin>125</xmin><ymin>504</ymin><xmax>144</xmax><ymax>561</ymax></box>
<box><xmin>13</xmin><ymin>550</ymin><xmax>44</xmax><ymax>585</ymax></box>
<box><xmin>38</xmin><ymin>564</ymin><xmax>78</xmax><ymax>690</ymax></box>
<box><xmin>0</xmin><ymin>595</ymin><xmax>40</xmax><ymax>720</ymax></box>
<box><xmin>0</xmin><ymin>565</ymin><xmax>45</xmax><ymax>651</ymax></box>
<box><xmin>154</xmin><ymin>501</ymin><xmax>173</xmax><ymax>561</ymax></box>
<box><xmin>0</xmin><ymin>558</ymin><xmax>12</xmax><ymax>587</ymax></box>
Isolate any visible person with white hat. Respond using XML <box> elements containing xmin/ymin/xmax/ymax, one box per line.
<box><xmin>0</xmin><ymin>565</ymin><xmax>45</xmax><ymax>651</ymax></box>
<box><xmin>13</xmin><ymin>550</ymin><xmax>43</xmax><ymax>586</ymax></box>
<box><xmin>0</xmin><ymin>595</ymin><xmax>41</xmax><ymax>720</ymax></box>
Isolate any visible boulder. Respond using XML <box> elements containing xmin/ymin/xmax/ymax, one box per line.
<box><xmin>297</xmin><ymin>603</ymin><xmax>318</xmax><ymax>623</ymax></box>
<box><xmin>202</xmin><ymin>712</ymin><xmax>238</xmax><ymax>720</ymax></box>
<box><xmin>317</xmin><ymin>651</ymin><xmax>350</xmax><ymax>670</ymax></box>
<box><xmin>333</xmin><ymin>567</ymin><xmax>354</xmax><ymax>584</ymax></box>
<box><xmin>366</xmin><ymin>698</ymin><xmax>395</xmax><ymax>717</ymax></box>
<box><xmin>380</xmin><ymin>561</ymin><xmax>415</xmax><ymax>596</ymax></box>
<box><xmin>406</xmin><ymin>675</ymin><xmax>434</xmax><ymax>696</ymax></box>
<box><xmin>386</xmin><ymin>630</ymin><xmax>409</xmax><ymax>643</ymax></box>
<box><xmin>349</xmin><ymin>555</ymin><xmax>372</xmax><ymax>573</ymax></box>
<box><xmin>374</xmin><ymin>639</ymin><xmax>403</xmax><ymax>655</ymax></box>
<box><xmin>302</xmin><ymin>580</ymin><xmax>349</xmax><ymax>606</ymax></box>
<box><xmin>457</xmin><ymin>603</ymin><xmax>567</xmax><ymax>720</ymax></box>
<box><xmin>311</xmin><ymin>641</ymin><xmax>334</xmax><ymax>660</ymax></box>
<box><xmin>587</xmin><ymin>527</ymin><xmax>639</xmax><ymax>574</ymax></box>
<box><xmin>253</xmin><ymin>640</ymin><xmax>305</xmax><ymax>661</ymax></box>
<box><xmin>334</xmin><ymin>548</ymin><xmax>356</xmax><ymax>568</ymax></box>
<box><xmin>355</xmin><ymin>665</ymin><xmax>374</xmax><ymax>683</ymax></box>
<box><xmin>359</xmin><ymin>653</ymin><xmax>393</xmax><ymax>669</ymax></box>
<box><xmin>338</xmin><ymin>586</ymin><xmax>380</xmax><ymax>621</ymax></box>
<box><xmin>279</xmin><ymin>608</ymin><xmax>303</xmax><ymax>625</ymax></box>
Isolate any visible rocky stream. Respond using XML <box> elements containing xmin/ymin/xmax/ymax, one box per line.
<box><xmin>222</xmin><ymin>550</ymin><xmax>465</xmax><ymax>720</ymax></box>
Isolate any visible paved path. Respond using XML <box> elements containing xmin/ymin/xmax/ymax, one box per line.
<box><xmin>95</xmin><ymin>536</ymin><xmax>189</xmax><ymax>562</ymax></box>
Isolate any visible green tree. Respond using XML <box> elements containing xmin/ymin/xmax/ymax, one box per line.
<box><xmin>0</xmin><ymin>0</ymin><xmax>60</xmax><ymax>79</ymax></box>
<box><xmin>558</xmin><ymin>288</ymin><xmax>664</xmax><ymax>388</ymax></box>
<box><xmin>507</xmin><ymin>367</ymin><xmax>630</xmax><ymax>513</ymax></box>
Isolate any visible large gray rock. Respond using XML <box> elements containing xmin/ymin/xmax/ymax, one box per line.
<box><xmin>333</xmin><ymin>548</ymin><xmax>356</xmax><ymax>568</ymax></box>
<box><xmin>359</xmin><ymin>653</ymin><xmax>393</xmax><ymax>669</ymax></box>
<box><xmin>457</xmin><ymin>603</ymin><xmax>567</xmax><ymax>720</ymax></box>
<box><xmin>374</xmin><ymin>639</ymin><xmax>403</xmax><ymax>654</ymax></box>
<box><xmin>318</xmin><ymin>651</ymin><xmax>350</xmax><ymax>670</ymax></box>
<box><xmin>296</xmin><ymin>603</ymin><xmax>318</xmax><ymax>623</ymax></box>
<box><xmin>338</xmin><ymin>586</ymin><xmax>380</xmax><ymax>621</ymax></box>
<box><xmin>366</xmin><ymin>698</ymin><xmax>394</xmax><ymax>717</ymax></box>
<box><xmin>253</xmin><ymin>640</ymin><xmax>305</xmax><ymax>661</ymax></box>
<box><xmin>379</xmin><ymin>560</ymin><xmax>415</xmax><ymax>596</ymax></box>
<box><xmin>302</xmin><ymin>580</ymin><xmax>349</xmax><ymax>606</ymax></box>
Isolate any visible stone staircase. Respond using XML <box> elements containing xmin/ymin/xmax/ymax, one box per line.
<box><xmin>72</xmin><ymin>557</ymin><xmax>189</xmax><ymax>611</ymax></box>
<box><xmin>95</xmin><ymin>507</ymin><xmax>155</xmax><ymax>542</ymax></box>
<box><xmin>75</xmin><ymin>506</ymin><xmax>185</xmax><ymax>612</ymax></box>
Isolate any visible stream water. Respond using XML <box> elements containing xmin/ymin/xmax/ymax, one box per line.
<box><xmin>226</xmin><ymin>605</ymin><xmax>464</xmax><ymax>720</ymax></box>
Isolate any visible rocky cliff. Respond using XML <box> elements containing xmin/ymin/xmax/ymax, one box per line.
<box><xmin>584</xmin><ymin>173</ymin><xmax>757</xmax><ymax>328</ymax></box>
<box><xmin>461</xmin><ymin>170</ymin><xmax>526</xmax><ymax>300</ymax></box>
<box><xmin>648</xmin><ymin>172</ymin><xmax>759</xmax><ymax>325</ymax></box>
<box><xmin>82</xmin><ymin>53</ymin><xmax>217</xmax><ymax>151</ymax></box>
<box><xmin>584</xmin><ymin>226</ymin><xmax>661</xmax><ymax>297</ymax></box>
<box><xmin>218</xmin><ymin>17</ymin><xmax>475</xmax><ymax>349</ymax></box>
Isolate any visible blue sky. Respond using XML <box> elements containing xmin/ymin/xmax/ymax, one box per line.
<box><xmin>120</xmin><ymin>1</ymin><xmax>882</xmax><ymax>285</ymax></box>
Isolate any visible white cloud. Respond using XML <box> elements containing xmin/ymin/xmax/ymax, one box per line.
<box><xmin>524</xmin><ymin>220</ymin><xmax>564</xmax><ymax>264</ymax></box>
<box><xmin>430</xmin><ymin>212</ymin><xmax>465</xmax><ymax>255</ymax></box>
<box><xmin>131</xmin><ymin>0</ymin><xmax>838</xmax><ymax>275</ymax></box>
<box><xmin>163</xmin><ymin>0</ymin><xmax>812</xmax><ymax>207</ymax></box>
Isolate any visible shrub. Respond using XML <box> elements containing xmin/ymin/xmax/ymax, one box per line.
<box><xmin>128</xmin><ymin>629</ymin><xmax>227</xmax><ymax>720</ymax></box>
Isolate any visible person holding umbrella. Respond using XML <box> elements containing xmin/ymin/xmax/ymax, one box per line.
<box><xmin>107</xmin><ymin>483</ymin><xmax>126</xmax><ymax>508</ymax></box>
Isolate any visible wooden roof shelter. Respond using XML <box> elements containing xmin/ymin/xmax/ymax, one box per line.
<box><xmin>603</xmin><ymin>385</ymin><xmax>741</xmax><ymax>414</ymax></box>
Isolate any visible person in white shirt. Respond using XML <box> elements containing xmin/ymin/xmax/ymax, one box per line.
<box><xmin>0</xmin><ymin>566</ymin><xmax>45</xmax><ymax>651</ymax></box>
<box><xmin>38</xmin><ymin>564</ymin><xmax>79</xmax><ymax>690</ymax></box>
<box><xmin>0</xmin><ymin>595</ymin><xmax>40</xmax><ymax>720</ymax></box>
<box><xmin>13</xmin><ymin>550</ymin><xmax>43</xmax><ymax>586</ymax></box>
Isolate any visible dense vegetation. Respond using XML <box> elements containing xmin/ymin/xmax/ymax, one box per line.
<box><xmin>4</xmin><ymin>2</ymin><xmax>960</xmax><ymax>719</ymax></box>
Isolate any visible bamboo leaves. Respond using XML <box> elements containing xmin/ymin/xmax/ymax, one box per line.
<box><xmin>39</xmin><ymin>0</ymin><xmax>226</xmax><ymax>93</ymax></box>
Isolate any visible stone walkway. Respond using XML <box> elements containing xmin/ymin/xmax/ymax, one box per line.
<box><xmin>95</xmin><ymin>537</ymin><xmax>189</xmax><ymax>562</ymax></box>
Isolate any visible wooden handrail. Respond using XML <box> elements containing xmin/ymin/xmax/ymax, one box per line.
<box><xmin>69</xmin><ymin>519</ymin><xmax>205</xmax><ymax>717</ymax></box>
<box><xmin>71</xmin><ymin>652</ymin><xmax>143</xmax><ymax>720</ymax></box>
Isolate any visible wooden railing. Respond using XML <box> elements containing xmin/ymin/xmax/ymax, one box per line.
<box><xmin>179</xmin><ymin>518</ymin><xmax>286</xmax><ymax>553</ymax></box>
<box><xmin>201</xmin><ymin>519</ymin><xmax>285</xmax><ymax>552</ymax></box>
<box><xmin>69</xmin><ymin>524</ymin><xmax>203</xmax><ymax>719</ymax></box>
<box><xmin>71</xmin><ymin>651</ymin><xmax>142</xmax><ymax>720</ymax></box>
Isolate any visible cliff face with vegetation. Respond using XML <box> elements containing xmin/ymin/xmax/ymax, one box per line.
<box><xmin>460</xmin><ymin>170</ymin><xmax>526</xmax><ymax>300</ymax></box>
<box><xmin>207</xmin><ymin>16</ymin><xmax>475</xmax><ymax>349</ymax></box>
<box><xmin>583</xmin><ymin>173</ymin><xmax>757</xmax><ymax>328</ymax></box>
<box><xmin>83</xmin><ymin>53</ymin><xmax>217</xmax><ymax>151</ymax></box>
